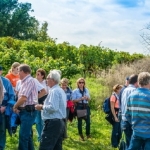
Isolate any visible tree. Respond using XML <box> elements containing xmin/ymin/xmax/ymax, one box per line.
<box><xmin>140</xmin><ymin>23</ymin><xmax>150</xmax><ymax>52</ymax></box>
<box><xmin>0</xmin><ymin>0</ymin><xmax>50</xmax><ymax>40</ymax></box>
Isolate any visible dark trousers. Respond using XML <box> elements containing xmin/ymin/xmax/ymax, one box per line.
<box><xmin>77</xmin><ymin>106</ymin><xmax>90</xmax><ymax>136</ymax></box>
<box><xmin>0</xmin><ymin>113</ymin><xmax>6</xmax><ymax>150</ymax></box>
<box><xmin>121</xmin><ymin>121</ymin><xmax>132</xmax><ymax>148</ymax></box>
<box><xmin>39</xmin><ymin>119</ymin><xmax>65</xmax><ymax>150</ymax></box>
<box><xmin>111</xmin><ymin>119</ymin><xmax>121</xmax><ymax>147</ymax></box>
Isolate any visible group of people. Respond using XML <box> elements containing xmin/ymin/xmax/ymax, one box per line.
<box><xmin>0</xmin><ymin>62</ymin><xmax>91</xmax><ymax>150</ymax></box>
<box><xmin>109</xmin><ymin>72</ymin><xmax>150</xmax><ymax>150</ymax></box>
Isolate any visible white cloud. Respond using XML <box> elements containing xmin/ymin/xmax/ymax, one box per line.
<box><xmin>18</xmin><ymin>0</ymin><xmax>150</xmax><ymax>54</ymax></box>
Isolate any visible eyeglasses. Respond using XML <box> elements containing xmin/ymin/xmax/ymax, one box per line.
<box><xmin>79</xmin><ymin>82</ymin><xmax>84</xmax><ymax>84</ymax></box>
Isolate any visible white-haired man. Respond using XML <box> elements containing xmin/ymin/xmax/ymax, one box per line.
<box><xmin>35</xmin><ymin>70</ymin><xmax>66</xmax><ymax>150</ymax></box>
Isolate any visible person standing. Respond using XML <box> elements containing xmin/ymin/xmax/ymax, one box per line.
<box><xmin>0</xmin><ymin>67</ymin><xmax>15</xmax><ymax>150</ymax></box>
<box><xmin>72</xmin><ymin>77</ymin><xmax>91</xmax><ymax>141</ymax></box>
<box><xmin>110</xmin><ymin>84</ymin><xmax>122</xmax><ymax>148</ymax></box>
<box><xmin>13</xmin><ymin>64</ymin><xmax>38</xmax><ymax>150</ymax></box>
<box><xmin>35</xmin><ymin>68</ymin><xmax>48</xmax><ymax>141</ymax></box>
<box><xmin>125</xmin><ymin>72</ymin><xmax>150</xmax><ymax>150</ymax></box>
<box><xmin>35</xmin><ymin>70</ymin><xmax>66</xmax><ymax>150</ymax></box>
<box><xmin>60</xmin><ymin>78</ymin><xmax>73</xmax><ymax>138</ymax></box>
<box><xmin>121</xmin><ymin>74</ymin><xmax>138</xmax><ymax>148</ymax></box>
<box><xmin>5</xmin><ymin>62</ymin><xmax>20</xmax><ymax>89</ymax></box>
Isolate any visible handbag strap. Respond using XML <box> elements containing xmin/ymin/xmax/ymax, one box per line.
<box><xmin>79</xmin><ymin>88</ymin><xmax>86</xmax><ymax>108</ymax></box>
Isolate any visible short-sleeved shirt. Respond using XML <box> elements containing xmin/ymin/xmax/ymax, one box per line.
<box><xmin>110</xmin><ymin>94</ymin><xmax>119</xmax><ymax>109</ymax></box>
<box><xmin>16</xmin><ymin>78</ymin><xmax>44</xmax><ymax>93</ymax></box>
<box><xmin>5</xmin><ymin>73</ymin><xmax>20</xmax><ymax>88</ymax></box>
<box><xmin>72</xmin><ymin>88</ymin><xmax>90</xmax><ymax>104</ymax></box>
<box><xmin>18</xmin><ymin>75</ymin><xmax>38</xmax><ymax>107</ymax></box>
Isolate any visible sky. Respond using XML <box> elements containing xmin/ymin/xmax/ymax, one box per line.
<box><xmin>18</xmin><ymin>0</ymin><xmax>150</xmax><ymax>54</ymax></box>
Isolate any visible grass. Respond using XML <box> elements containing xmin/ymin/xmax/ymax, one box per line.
<box><xmin>5</xmin><ymin>77</ymin><xmax>116</xmax><ymax>150</ymax></box>
<box><xmin>5</xmin><ymin>110</ymin><xmax>117</xmax><ymax>150</ymax></box>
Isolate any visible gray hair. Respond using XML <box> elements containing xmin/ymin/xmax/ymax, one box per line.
<box><xmin>48</xmin><ymin>70</ymin><xmax>61</xmax><ymax>83</ymax></box>
<box><xmin>138</xmin><ymin>72</ymin><xmax>150</xmax><ymax>86</ymax></box>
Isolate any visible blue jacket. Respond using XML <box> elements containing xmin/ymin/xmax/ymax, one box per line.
<box><xmin>1</xmin><ymin>76</ymin><xmax>15</xmax><ymax>106</ymax></box>
<box><xmin>1</xmin><ymin>76</ymin><xmax>16</xmax><ymax>136</ymax></box>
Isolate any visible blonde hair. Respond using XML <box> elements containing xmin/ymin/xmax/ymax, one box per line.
<box><xmin>9</xmin><ymin>62</ymin><xmax>20</xmax><ymax>73</ymax></box>
<box><xmin>76</xmin><ymin>77</ymin><xmax>86</xmax><ymax>88</ymax></box>
<box><xmin>0</xmin><ymin>78</ymin><xmax>4</xmax><ymax>104</ymax></box>
<box><xmin>113</xmin><ymin>84</ymin><xmax>122</xmax><ymax>92</ymax></box>
<box><xmin>61</xmin><ymin>78</ymin><xmax>69</xmax><ymax>85</ymax></box>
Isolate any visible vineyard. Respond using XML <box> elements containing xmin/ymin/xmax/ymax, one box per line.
<box><xmin>0</xmin><ymin>37</ymin><xmax>145</xmax><ymax>78</ymax></box>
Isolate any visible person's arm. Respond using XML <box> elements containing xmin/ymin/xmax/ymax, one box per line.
<box><xmin>1</xmin><ymin>79</ymin><xmax>15</xmax><ymax>113</ymax></box>
<box><xmin>35</xmin><ymin>89</ymin><xmax>59</xmax><ymax>113</ymax></box>
<box><xmin>125</xmin><ymin>97</ymin><xmax>131</xmax><ymax>124</ymax></box>
<box><xmin>34</xmin><ymin>78</ymin><xmax>47</xmax><ymax>98</ymax></box>
<box><xmin>84</xmin><ymin>88</ymin><xmax>90</xmax><ymax>101</ymax></box>
<box><xmin>72</xmin><ymin>90</ymin><xmax>84</xmax><ymax>103</ymax></box>
<box><xmin>13</xmin><ymin>96</ymin><xmax>27</xmax><ymax>113</ymax></box>
<box><xmin>110</xmin><ymin>95</ymin><xmax>119</xmax><ymax>122</ymax></box>
<box><xmin>38</xmin><ymin>88</ymin><xmax>46</xmax><ymax>98</ymax></box>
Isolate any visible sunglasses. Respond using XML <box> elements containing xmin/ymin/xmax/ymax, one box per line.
<box><xmin>79</xmin><ymin>82</ymin><xmax>84</xmax><ymax>84</ymax></box>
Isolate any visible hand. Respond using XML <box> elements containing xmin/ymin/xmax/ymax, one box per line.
<box><xmin>0</xmin><ymin>106</ymin><xmax>6</xmax><ymax>113</ymax></box>
<box><xmin>84</xmin><ymin>96</ymin><xmax>88</xmax><ymax>100</ymax></box>
<box><xmin>114</xmin><ymin>117</ymin><xmax>119</xmax><ymax>122</ymax></box>
<box><xmin>35</xmin><ymin>104</ymin><xmax>43</xmax><ymax>111</ymax></box>
<box><xmin>13</xmin><ymin>107</ymin><xmax>20</xmax><ymax>114</ymax></box>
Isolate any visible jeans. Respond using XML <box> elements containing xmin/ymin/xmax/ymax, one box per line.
<box><xmin>39</xmin><ymin>119</ymin><xmax>65</xmax><ymax>150</ymax></box>
<box><xmin>111</xmin><ymin>119</ymin><xmax>121</xmax><ymax>147</ymax></box>
<box><xmin>18</xmin><ymin>110</ymin><xmax>37</xmax><ymax>150</ymax></box>
<box><xmin>35</xmin><ymin>111</ymin><xmax>43</xmax><ymax>141</ymax></box>
<box><xmin>77</xmin><ymin>105</ymin><xmax>91</xmax><ymax>136</ymax></box>
<box><xmin>0</xmin><ymin>113</ymin><xmax>6</xmax><ymax>150</ymax></box>
<box><xmin>128</xmin><ymin>135</ymin><xmax>150</xmax><ymax>150</ymax></box>
<box><xmin>121</xmin><ymin>121</ymin><xmax>132</xmax><ymax>148</ymax></box>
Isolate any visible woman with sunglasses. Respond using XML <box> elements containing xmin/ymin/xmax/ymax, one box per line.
<box><xmin>72</xmin><ymin>77</ymin><xmax>91</xmax><ymax>141</ymax></box>
<box><xmin>35</xmin><ymin>68</ymin><xmax>48</xmax><ymax>141</ymax></box>
<box><xmin>110</xmin><ymin>84</ymin><xmax>122</xmax><ymax>148</ymax></box>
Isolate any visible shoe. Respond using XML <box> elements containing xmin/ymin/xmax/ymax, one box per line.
<box><xmin>79</xmin><ymin>134</ymin><xmax>84</xmax><ymax>141</ymax></box>
<box><xmin>86</xmin><ymin>135</ymin><xmax>91</xmax><ymax>139</ymax></box>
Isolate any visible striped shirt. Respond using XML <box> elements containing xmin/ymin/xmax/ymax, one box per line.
<box><xmin>18</xmin><ymin>75</ymin><xmax>38</xmax><ymax>107</ymax></box>
<box><xmin>125</xmin><ymin>88</ymin><xmax>150</xmax><ymax>138</ymax></box>
<box><xmin>42</xmin><ymin>84</ymin><xmax>66</xmax><ymax>120</ymax></box>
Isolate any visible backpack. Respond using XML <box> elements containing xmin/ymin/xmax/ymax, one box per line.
<box><xmin>102</xmin><ymin>94</ymin><xmax>117</xmax><ymax>114</ymax></box>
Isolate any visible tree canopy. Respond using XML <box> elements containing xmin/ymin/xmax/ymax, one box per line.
<box><xmin>0</xmin><ymin>0</ymin><xmax>50</xmax><ymax>41</ymax></box>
